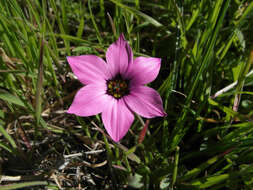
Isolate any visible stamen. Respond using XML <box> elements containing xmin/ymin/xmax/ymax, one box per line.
<box><xmin>107</xmin><ymin>76</ymin><xmax>129</xmax><ymax>99</ymax></box>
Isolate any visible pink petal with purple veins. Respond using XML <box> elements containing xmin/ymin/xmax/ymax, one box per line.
<box><xmin>124</xmin><ymin>86</ymin><xmax>166</xmax><ymax>118</ymax></box>
<box><xmin>67</xmin><ymin>83</ymin><xmax>110</xmax><ymax>116</ymax></box>
<box><xmin>67</xmin><ymin>55</ymin><xmax>110</xmax><ymax>85</ymax></box>
<box><xmin>106</xmin><ymin>34</ymin><xmax>133</xmax><ymax>78</ymax></box>
<box><xmin>125</xmin><ymin>57</ymin><xmax>161</xmax><ymax>85</ymax></box>
<box><xmin>102</xmin><ymin>97</ymin><xmax>134</xmax><ymax>142</ymax></box>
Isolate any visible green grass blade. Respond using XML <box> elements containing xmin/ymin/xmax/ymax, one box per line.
<box><xmin>168</xmin><ymin>0</ymin><xmax>231</xmax><ymax>152</ymax></box>
<box><xmin>0</xmin><ymin>125</ymin><xmax>17</xmax><ymax>149</ymax></box>
<box><xmin>0</xmin><ymin>90</ymin><xmax>25</xmax><ymax>107</ymax></box>
<box><xmin>232</xmin><ymin>51</ymin><xmax>253</xmax><ymax>112</ymax></box>
<box><xmin>49</xmin><ymin>0</ymin><xmax>70</xmax><ymax>55</ymax></box>
<box><xmin>0</xmin><ymin>181</ymin><xmax>48</xmax><ymax>190</ymax></box>
<box><xmin>88</xmin><ymin>0</ymin><xmax>103</xmax><ymax>44</ymax></box>
<box><xmin>171</xmin><ymin>146</ymin><xmax>180</xmax><ymax>188</ymax></box>
<box><xmin>235</xmin><ymin>2</ymin><xmax>253</xmax><ymax>28</ymax></box>
<box><xmin>180</xmin><ymin>155</ymin><xmax>220</xmax><ymax>181</ymax></box>
<box><xmin>208</xmin><ymin>98</ymin><xmax>246</xmax><ymax>121</ymax></box>
<box><xmin>109</xmin><ymin>0</ymin><xmax>163</xmax><ymax>28</ymax></box>
<box><xmin>77</xmin><ymin>16</ymin><xmax>85</xmax><ymax>39</ymax></box>
<box><xmin>0</xmin><ymin>141</ymin><xmax>13</xmax><ymax>153</ymax></box>
<box><xmin>189</xmin><ymin>174</ymin><xmax>229</xmax><ymax>188</ymax></box>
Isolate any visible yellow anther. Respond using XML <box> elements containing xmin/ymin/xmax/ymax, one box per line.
<box><xmin>107</xmin><ymin>77</ymin><xmax>129</xmax><ymax>99</ymax></box>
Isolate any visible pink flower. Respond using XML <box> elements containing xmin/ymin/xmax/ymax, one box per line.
<box><xmin>67</xmin><ymin>34</ymin><xmax>166</xmax><ymax>142</ymax></box>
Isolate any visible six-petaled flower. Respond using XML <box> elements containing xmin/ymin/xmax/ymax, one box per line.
<box><xmin>67</xmin><ymin>34</ymin><xmax>166</xmax><ymax>142</ymax></box>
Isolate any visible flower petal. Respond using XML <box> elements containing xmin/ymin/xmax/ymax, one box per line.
<box><xmin>67</xmin><ymin>83</ymin><xmax>110</xmax><ymax>116</ymax></box>
<box><xmin>106</xmin><ymin>34</ymin><xmax>133</xmax><ymax>77</ymax></box>
<box><xmin>102</xmin><ymin>97</ymin><xmax>134</xmax><ymax>142</ymax></box>
<box><xmin>125</xmin><ymin>57</ymin><xmax>161</xmax><ymax>85</ymax></box>
<box><xmin>124</xmin><ymin>86</ymin><xmax>166</xmax><ymax>118</ymax></box>
<box><xmin>67</xmin><ymin>55</ymin><xmax>109</xmax><ymax>85</ymax></box>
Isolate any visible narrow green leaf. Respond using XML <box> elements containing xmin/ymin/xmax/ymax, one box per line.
<box><xmin>232</xmin><ymin>51</ymin><xmax>253</xmax><ymax>113</ymax></box>
<box><xmin>0</xmin><ymin>125</ymin><xmax>17</xmax><ymax>149</ymax></box>
<box><xmin>180</xmin><ymin>155</ymin><xmax>220</xmax><ymax>181</ymax></box>
<box><xmin>190</xmin><ymin>174</ymin><xmax>229</xmax><ymax>188</ymax></box>
<box><xmin>208</xmin><ymin>98</ymin><xmax>246</xmax><ymax>121</ymax></box>
<box><xmin>61</xmin><ymin>0</ymin><xmax>68</xmax><ymax>33</ymax></box>
<box><xmin>186</xmin><ymin>0</ymin><xmax>204</xmax><ymax>31</ymax></box>
<box><xmin>235</xmin><ymin>2</ymin><xmax>253</xmax><ymax>28</ymax></box>
<box><xmin>168</xmin><ymin>0</ymin><xmax>232</xmax><ymax>152</ymax></box>
<box><xmin>53</xmin><ymin>34</ymin><xmax>101</xmax><ymax>47</ymax></box>
<box><xmin>0</xmin><ymin>181</ymin><xmax>48</xmax><ymax>190</ymax></box>
<box><xmin>77</xmin><ymin>16</ymin><xmax>85</xmax><ymax>38</ymax></box>
<box><xmin>0</xmin><ymin>141</ymin><xmax>13</xmax><ymax>153</ymax></box>
<box><xmin>0</xmin><ymin>91</ymin><xmax>25</xmax><ymax>107</ymax></box>
<box><xmin>88</xmin><ymin>0</ymin><xmax>103</xmax><ymax>44</ymax></box>
<box><xmin>172</xmin><ymin>146</ymin><xmax>180</xmax><ymax>187</ymax></box>
<box><xmin>109</xmin><ymin>0</ymin><xmax>163</xmax><ymax>28</ymax></box>
<box><xmin>49</xmin><ymin>0</ymin><xmax>70</xmax><ymax>55</ymax></box>
<box><xmin>125</xmin><ymin>145</ymin><xmax>137</xmax><ymax>156</ymax></box>
<box><xmin>118</xmin><ymin>144</ymin><xmax>141</xmax><ymax>164</ymax></box>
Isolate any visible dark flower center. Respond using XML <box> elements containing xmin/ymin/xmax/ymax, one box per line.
<box><xmin>107</xmin><ymin>75</ymin><xmax>129</xmax><ymax>99</ymax></box>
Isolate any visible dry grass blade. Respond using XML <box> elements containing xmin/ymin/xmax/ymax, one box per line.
<box><xmin>35</xmin><ymin>39</ymin><xmax>44</xmax><ymax>129</ymax></box>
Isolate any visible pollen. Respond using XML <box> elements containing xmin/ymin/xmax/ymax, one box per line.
<box><xmin>107</xmin><ymin>76</ymin><xmax>129</xmax><ymax>99</ymax></box>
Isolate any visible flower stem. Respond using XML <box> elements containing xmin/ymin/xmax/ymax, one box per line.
<box><xmin>135</xmin><ymin>114</ymin><xmax>145</xmax><ymax>127</ymax></box>
<box><xmin>103</xmin><ymin>134</ymin><xmax>117</xmax><ymax>189</ymax></box>
<box><xmin>171</xmin><ymin>146</ymin><xmax>180</xmax><ymax>189</ymax></box>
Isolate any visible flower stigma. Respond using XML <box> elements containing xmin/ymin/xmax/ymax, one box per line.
<box><xmin>107</xmin><ymin>75</ymin><xmax>129</xmax><ymax>99</ymax></box>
